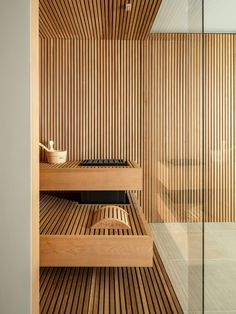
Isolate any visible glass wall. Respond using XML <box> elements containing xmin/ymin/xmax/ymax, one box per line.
<box><xmin>149</xmin><ymin>1</ymin><xmax>203</xmax><ymax>313</ymax></box>
<box><xmin>147</xmin><ymin>1</ymin><xmax>236</xmax><ymax>312</ymax></box>
<box><xmin>204</xmin><ymin>1</ymin><xmax>236</xmax><ymax>312</ymax></box>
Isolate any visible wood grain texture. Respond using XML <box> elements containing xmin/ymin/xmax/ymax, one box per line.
<box><xmin>204</xmin><ymin>34</ymin><xmax>236</xmax><ymax>223</ymax></box>
<box><xmin>40</xmin><ymin>39</ymin><xmax>143</xmax><ymax>164</ymax></box>
<box><xmin>40</xmin><ymin>34</ymin><xmax>236</xmax><ymax>223</ymax></box>
<box><xmin>40</xmin><ymin>245</ymin><xmax>183</xmax><ymax>314</ymax></box>
<box><xmin>91</xmin><ymin>205</ymin><xmax>131</xmax><ymax>230</ymax></box>
<box><xmin>144</xmin><ymin>34</ymin><xmax>203</xmax><ymax>223</ymax></box>
<box><xmin>40</xmin><ymin>161</ymin><xmax>142</xmax><ymax>191</ymax></box>
<box><xmin>145</xmin><ymin>33</ymin><xmax>236</xmax><ymax>223</ymax></box>
<box><xmin>40</xmin><ymin>192</ymin><xmax>153</xmax><ymax>267</ymax></box>
<box><xmin>39</xmin><ymin>0</ymin><xmax>162</xmax><ymax>40</ymax></box>
<box><xmin>41</xmin><ymin>235</ymin><xmax>152</xmax><ymax>267</ymax></box>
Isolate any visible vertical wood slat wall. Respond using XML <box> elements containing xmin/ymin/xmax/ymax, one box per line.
<box><xmin>40</xmin><ymin>34</ymin><xmax>236</xmax><ymax>223</ymax></box>
<box><xmin>144</xmin><ymin>34</ymin><xmax>236</xmax><ymax>223</ymax></box>
<box><xmin>40</xmin><ymin>39</ymin><xmax>143</xmax><ymax>164</ymax></box>
<box><xmin>204</xmin><ymin>34</ymin><xmax>236</xmax><ymax>222</ymax></box>
<box><xmin>144</xmin><ymin>34</ymin><xmax>203</xmax><ymax>223</ymax></box>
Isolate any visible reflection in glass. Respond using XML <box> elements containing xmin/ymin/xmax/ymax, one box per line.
<box><xmin>149</xmin><ymin>1</ymin><xmax>203</xmax><ymax>312</ymax></box>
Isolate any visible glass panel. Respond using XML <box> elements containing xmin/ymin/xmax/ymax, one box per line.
<box><xmin>149</xmin><ymin>1</ymin><xmax>203</xmax><ymax>313</ymax></box>
<box><xmin>204</xmin><ymin>1</ymin><xmax>236</xmax><ymax>312</ymax></box>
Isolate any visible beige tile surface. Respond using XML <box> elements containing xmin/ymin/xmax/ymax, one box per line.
<box><xmin>150</xmin><ymin>223</ymin><xmax>236</xmax><ymax>314</ymax></box>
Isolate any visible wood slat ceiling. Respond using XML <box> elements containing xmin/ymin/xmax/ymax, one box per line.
<box><xmin>39</xmin><ymin>0</ymin><xmax>162</xmax><ymax>39</ymax></box>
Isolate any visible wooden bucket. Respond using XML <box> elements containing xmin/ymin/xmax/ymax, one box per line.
<box><xmin>46</xmin><ymin>150</ymin><xmax>67</xmax><ymax>164</ymax></box>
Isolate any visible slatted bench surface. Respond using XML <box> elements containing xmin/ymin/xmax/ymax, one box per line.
<box><xmin>40</xmin><ymin>193</ymin><xmax>146</xmax><ymax>236</ymax></box>
<box><xmin>40</xmin><ymin>246</ymin><xmax>183</xmax><ymax>314</ymax></box>
<box><xmin>40</xmin><ymin>160</ymin><xmax>139</xmax><ymax>169</ymax></box>
<box><xmin>40</xmin><ymin>192</ymin><xmax>152</xmax><ymax>267</ymax></box>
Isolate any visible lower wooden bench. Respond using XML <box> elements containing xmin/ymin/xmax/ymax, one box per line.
<box><xmin>40</xmin><ymin>192</ymin><xmax>153</xmax><ymax>267</ymax></box>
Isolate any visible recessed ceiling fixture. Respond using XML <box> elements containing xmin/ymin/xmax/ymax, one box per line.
<box><xmin>125</xmin><ymin>1</ymin><xmax>132</xmax><ymax>12</ymax></box>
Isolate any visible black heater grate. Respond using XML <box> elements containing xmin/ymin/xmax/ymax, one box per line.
<box><xmin>79</xmin><ymin>191</ymin><xmax>128</xmax><ymax>204</ymax></box>
<box><xmin>80</xmin><ymin>159</ymin><xmax>128</xmax><ymax>167</ymax></box>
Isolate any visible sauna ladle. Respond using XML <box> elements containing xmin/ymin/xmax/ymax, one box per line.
<box><xmin>39</xmin><ymin>141</ymin><xmax>55</xmax><ymax>152</ymax></box>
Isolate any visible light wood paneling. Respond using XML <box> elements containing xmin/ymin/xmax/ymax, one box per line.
<box><xmin>145</xmin><ymin>33</ymin><xmax>236</xmax><ymax>223</ymax></box>
<box><xmin>204</xmin><ymin>34</ymin><xmax>236</xmax><ymax>222</ymax></box>
<box><xmin>144</xmin><ymin>34</ymin><xmax>203</xmax><ymax>222</ymax></box>
<box><xmin>40</xmin><ymin>34</ymin><xmax>236</xmax><ymax>223</ymax></box>
<box><xmin>40</xmin><ymin>39</ymin><xmax>143</xmax><ymax>165</ymax></box>
<box><xmin>41</xmin><ymin>235</ymin><xmax>152</xmax><ymax>267</ymax></box>
<box><xmin>40</xmin><ymin>161</ymin><xmax>142</xmax><ymax>191</ymax></box>
<box><xmin>39</xmin><ymin>0</ymin><xmax>162</xmax><ymax>40</ymax></box>
<box><xmin>40</xmin><ymin>245</ymin><xmax>183</xmax><ymax>314</ymax></box>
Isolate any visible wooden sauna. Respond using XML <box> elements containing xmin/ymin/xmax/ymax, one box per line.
<box><xmin>38</xmin><ymin>0</ymin><xmax>168</xmax><ymax>269</ymax></box>
<box><xmin>37</xmin><ymin>2</ymin><xmax>236</xmax><ymax>311</ymax></box>
<box><xmin>39</xmin><ymin>1</ymin><xmax>236</xmax><ymax>268</ymax></box>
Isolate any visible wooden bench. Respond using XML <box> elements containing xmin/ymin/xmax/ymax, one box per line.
<box><xmin>40</xmin><ymin>192</ymin><xmax>153</xmax><ymax>267</ymax></box>
<box><xmin>40</xmin><ymin>161</ymin><xmax>142</xmax><ymax>191</ymax></box>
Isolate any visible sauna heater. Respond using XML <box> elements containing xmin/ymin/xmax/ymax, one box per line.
<box><xmin>79</xmin><ymin>159</ymin><xmax>128</xmax><ymax>204</ymax></box>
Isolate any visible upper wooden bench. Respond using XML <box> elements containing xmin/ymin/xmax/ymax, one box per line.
<box><xmin>40</xmin><ymin>160</ymin><xmax>142</xmax><ymax>191</ymax></box>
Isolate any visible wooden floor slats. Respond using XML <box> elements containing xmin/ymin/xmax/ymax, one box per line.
<box><xmin>40</xmin><ymin>245</ymin><xmax>183</xmax><ymax>314</ymax></box>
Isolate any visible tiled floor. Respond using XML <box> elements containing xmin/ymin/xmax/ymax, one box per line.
<box><xmin>150</xmin><ymin>222</ymin><xmax>236</xmax><ymax>314</ymax></box>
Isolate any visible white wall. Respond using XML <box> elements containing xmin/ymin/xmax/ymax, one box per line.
<box><xmin>151</xmin><ymin>0</ymin><xmax>236</xmax><ymax>33</ymax></box>
<box><xmin>0</xmin><ymin>0</ymin><xmax>31</xmax><ymax>313</ymax></box>
<box><xmin>204</xmin><ymin>0</ymin><xmax>236</xmax><ymax>33</ymax></box>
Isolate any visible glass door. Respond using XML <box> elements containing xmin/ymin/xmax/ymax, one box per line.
<box><xmin>149</xmin><ymin>1</ymin><xmax>204</xmax><ymax>312</ymax></box>
<box><xmin>204</xmin><ymin>1</ymin><xmax>236</xmax><ymax>312</ymax></box>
